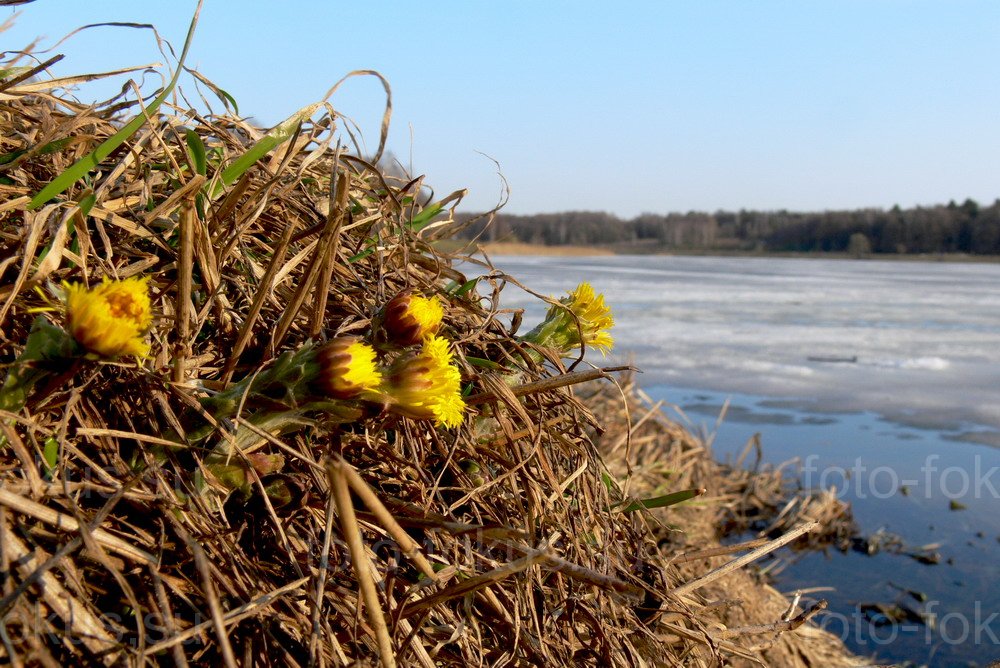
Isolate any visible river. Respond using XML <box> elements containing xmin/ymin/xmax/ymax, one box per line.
<box><xmin>473</xmin><ymin>254</ymin><xmax>1000</xmax><ymax>666</ymax></box>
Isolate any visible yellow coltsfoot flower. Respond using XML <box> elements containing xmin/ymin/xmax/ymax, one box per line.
<box><xmin>384</xmin><ymin>335</ymin><xmax>465</xmax><ymax>428</ymax></box>
<box><xmin>315</xmin><ymin>337</ymin><xmax>383</xmax><ymax>399</ymax></box>
<box><xmin>561</xmin><ymin>281</ymin><xmax>614</xmax><ymax>354</ymax></box>
<box><xmin>64</xmin><ymin>276</ymin><xmax>153</xmax><ymax>358</ymax></box>
<box><xmin>523</xmin><ymin>281</ymin><xmax>614</xmax><ymax>356</ymax></box>
<box><xmin>382</xmin><ymin>291</ymin><xmax>445</xmax><ymax>346</ymax></box>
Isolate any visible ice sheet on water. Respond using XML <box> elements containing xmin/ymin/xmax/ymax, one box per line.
<box><xmin>869</xmin><ymin>356</ymin><xmax>951</xmax><ymax>370</ymax></box>
<box><xmin>476</xmin><ymin>255</ymin><xmax>1000</xmax><ymax>436</ymax></box>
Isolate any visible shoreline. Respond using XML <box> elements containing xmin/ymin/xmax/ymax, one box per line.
<box><xmin>475</xmin><ymin>241</ymin><xmax>615</xmax><ymax>256</ymax></box>
<box><xmin>464</xmin><ymin>242</ymin><xmax>1000</xmax><ymax>263</ymax></box>
<box><xmin>650</xmin><ymin>381</ymin><xmax>1000</xmax><ymax>666</ymax></box>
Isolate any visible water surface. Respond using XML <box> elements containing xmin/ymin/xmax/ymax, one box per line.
<box><xmin>482</xmin><ymin>255</ymin><xmax>1000</xmax><ymax>442</ymax></box>
<box><xmin>475</xmin><ymin>255</ymin><xmax>1000</xmax><ymax>666</ymax></box>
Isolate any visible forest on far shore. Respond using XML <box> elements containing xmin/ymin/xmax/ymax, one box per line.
<box><xmin>454</xmin><ymin>198</ymin><xmax>1000</xmax><ymax>256</ymax></box>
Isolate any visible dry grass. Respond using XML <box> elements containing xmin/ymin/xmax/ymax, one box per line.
<box><xmin>585</xmin><ymin>380</ymin><xmax>864</xmax><ymax>666</ymax></box>
<box><xmin>0</xmin><ymin>22</ymin><xmax>862</xmax><ymax>667</ymax></box>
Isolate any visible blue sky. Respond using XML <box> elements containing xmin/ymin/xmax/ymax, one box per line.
<box><xmin>4</xmin><ymin>1</ymin><xmax>999</xmax><ymax>217</ymax></box>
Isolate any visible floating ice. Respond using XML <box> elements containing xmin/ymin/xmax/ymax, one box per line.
<box><xmin>867</xmin><ymin>356</ymin><xmax>952</xmax><ymax>370</ymax></box>
<box><xmin>477</xmin><ymin>255</ymin><xmax>1000</xmax><ymax>436</ymax></box>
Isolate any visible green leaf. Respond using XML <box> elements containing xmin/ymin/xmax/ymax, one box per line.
<box><xmin>43</xmin><ymin>437</ymin><xmax>59</xmax><ymax>474</ymax></box>
<box><xmin>406</xmin><ymin>202</ymin><xmax>443</xmax><ymax>232</ymax></box>
<box><xmin>0</xmin><ymin>66</ymin><xmax>34</xmax><ymax>80</ymax></box>
<box><xmin>616</xmin><ymin>488</ymin><xmax>705</xmax><ymax>513</ymax></box>
<box><xmin>185</xmin><ymin>129</ymin><xmax>207</xmax><ymax>176</ymax></box>
<box><xmin>455</xmin><ymin>277</ymin><xmax>479</xmax><ymax>297</ymax></box>
<box><xmin>600</xmin><ymin>471</ymin><xmax>616</xmax><ymax>494</ymax></box>
<box><xmin>348</xmin><ymin>243</ymin><xmax>376</xmax><ymax>263</ymax></box>
<box><xmin>78</xmin><ymin>191</ymin><xmax>97</xmax><ymax>218</ymax></box>
<box><xmin>263</xmin><ymin>476</ymin><xmax>296</xmax><ymax>507</ymax></box>
<box><xmin>217</xmin><ymin>88</ymin><xmax>239</xmax><ymax>114</ymax></box>
<box><xmin>0</xmin><ymin>317</ymin><xmax>78</xmax><ymax>413</ymax></box>
<box><xmin>0</xmin><ymin>150</ymin><xmax>25</xmax><ymax>166</ymax></box>
<box><xmin>27</xmin><ymin>10</ymin><xmax>202</xmax><ymax>209</ymax></box>
<box><xmin>210</xmin><ymin>102</ymin><xmax>321</xmax><ymax>199</ymax></box>
<box><xmin>445</xmin><ymin>277</ymin><xmax>479</xmax><ymax>296</ymax></box>
<box><xmin>185</xmin><ymin>68</ymin><xmax>240</xmax><ymax>115</ymax></box>
<box><xmin>205</xmin><ymin>462</ymin><xmax>251</xmax><ymax>496</ymax></box>
<box><xmin>347</xmin><ymin>201</ymin><xmax>447</xmax><ymax>263</ymax></box>
<box><xmin>0</xmin><ymin>137</ymin><xmax>74</xmax><ymax>167</ymax></box>
<box><xmin>464</xmin><ymin>356</ymin><xmax>503</xmax><ymax>370</ymax></box>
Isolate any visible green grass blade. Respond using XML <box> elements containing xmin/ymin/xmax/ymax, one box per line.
<box><xmin>185</xmin><ymin>129</ymin><xmax>207</xmax><ymax>176</ymax></box>
<box><xmin>0</xmin><ymin>137</ymin><xmax>75</xmax><ymax>166</ymax></box>
<box><xmin>454</xmin><ymin>277</ymin><xmax>479</xmax><ymax>297</ymax></box>
<box><xmin>406</xmin><ymin>202</ymin><xmax>443</xmax><ymax>232</ymax></box>
<box><xmin>601</xmin><ymin>471</ymin><xmax>616</xmax><ymax>493</ymax></box>
<box><xmin>348</xmin><ymin>201</ymin><xmax>446</xmax><ymax>263</ymax></box>
<box><xmin>185</xmin><ymin>68</ymin><xmax>240</xmax><ymax>114</ymax></box>
<box><xmin>43</xmin><ymin>436</ymin><xmax>59</xmax><ymax>474</ymax></box>
<box><xmin>348</xmin><ymin>244</ymin><xmax>376</xmax><ymax>263</ymax></box>
<box><xmin>464</xmin><ymin>356</ymin><xmax>503</xmax><ymax>370</ymax></box>
<box><xmin>78</xmin><ymin>191</ymin><xmax>97</xmax><ymax>217</ymax></box>
<box><xmin>27</xmin><ymin>3</ymin><xmax>203</xmax><ymax>209</ymax></box>
<box><xmin>0</xmin><ymin>67</ymin><xmax>35</xmax><ymax>80</ymax></box>
<box><xmin>209</xmin><ymin>102</ymin><xmax>321</xmax><ymax>199</ymax></box>
<box><xmin>0</xmin><ymin>150</ymin><xmax>25</xmax><ymax>167</ymax></box>
<box><xmin>348</xmin><ymin>252</ymin><xmax>371</xmax><ymax>263</ymax></box>
<box><xmin>616</xmin><ymin>487</ymin><xmax>706</xmax><ymax>513</ymax></box>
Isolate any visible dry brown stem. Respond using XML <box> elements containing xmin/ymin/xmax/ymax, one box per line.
<box><xmin>0</xmin><ymin>41</ymin><xmax>861</xmax><ymax>667</ymax></box>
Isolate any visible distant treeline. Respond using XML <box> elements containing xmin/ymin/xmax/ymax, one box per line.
<box><xmin>454</xmin><ymin>198</ymin><xmax>1000</xmax><ymax>255</ymax></box>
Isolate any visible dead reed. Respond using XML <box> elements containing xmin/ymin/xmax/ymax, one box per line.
<box><xmin>0</xmin><ymin>17</ymin><xmax>862</xmax><ymax>666</ymax></box>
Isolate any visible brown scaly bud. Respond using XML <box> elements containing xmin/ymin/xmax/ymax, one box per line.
<box><xmin>382</xmin><ymin>291</ymin><xmax>445</xmax><ymax>346</ymax></box>
<box><xmin>314</xmin><ymin>337</ymin><xmax>383</xmax><ymax>400</ymax></box>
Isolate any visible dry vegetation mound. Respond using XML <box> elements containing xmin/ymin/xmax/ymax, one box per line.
<box><xmin>0</xmin><ymin>17</ymin><xmax>862</xmax><ymax>667</ymax></box>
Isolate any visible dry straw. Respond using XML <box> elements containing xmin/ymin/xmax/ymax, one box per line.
<box><xmin>0</xmin><ymin>11</ymin><xmax>862</xmax><ymax>667</ymax></box>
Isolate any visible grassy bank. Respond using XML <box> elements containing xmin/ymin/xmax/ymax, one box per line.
<box><xmin>454</xmin><ymin>241</ymin><xmax>1000</xmax><ymax>262</ymax></box>
<box><xmin>0</xmin><ymin>17</ymin><xmax>862</xmax><ymax>666</ymax></box>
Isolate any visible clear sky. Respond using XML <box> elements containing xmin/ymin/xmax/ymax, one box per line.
<box><xmin>4</xmin><ymin>1</ymin><xmax>999</xmax><ymax>218</ymax></box>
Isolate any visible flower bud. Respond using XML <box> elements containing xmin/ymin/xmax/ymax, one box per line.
<box><xmin>315</xmin><ymin>337</ymin><xmax>383</xmax><ymax>399</ymax></box>
<box><xmin>382</xmin><ymin>291</ymin><xmax>444</xmax><ymax>346</ymax></box>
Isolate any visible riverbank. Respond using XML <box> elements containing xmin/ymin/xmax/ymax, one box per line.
<box><xmin>654</xmin><ymin>382</ymin><xmax>1000</xmax><ymax>666</ymax></box>
<box><xmin>484</xmin><ymin>241</ymin><xmax>615</xmax><ymax>255</ymax></box>
<box><xmin>585</xmin><ymin>378</ymin><xmax>863</xmax><ymax>667</ymax></box>
<box><xmin>456</xmin><ymin>241</ymin><xmax>1000</xmax><ymax>262</ymax></box>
